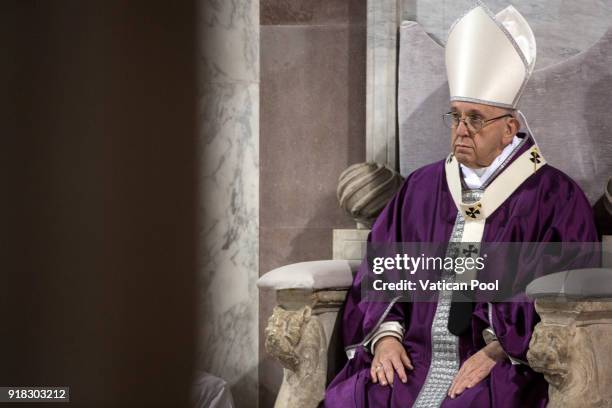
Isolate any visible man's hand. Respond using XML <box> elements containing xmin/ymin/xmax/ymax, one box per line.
<box><xmin>448</xmin><ymin>341</ymin><xmax>506</xmax><ymax>399</ymax></box>
<box><xmin>370</xmin><ymin>336</ymin><xmax>413</xmax><ymax>387</ymax></box>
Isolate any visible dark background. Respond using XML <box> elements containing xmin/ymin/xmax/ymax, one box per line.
<box><xmin>2</xmin><ymin>1</ymin><xmax>197</xmax><ymax>406</ymax></box>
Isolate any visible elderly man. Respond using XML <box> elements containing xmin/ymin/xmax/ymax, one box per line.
<box><xmin>323</xmin><ymin>3</ymin><xmax>598</xmax><ymax>408</ymax></box>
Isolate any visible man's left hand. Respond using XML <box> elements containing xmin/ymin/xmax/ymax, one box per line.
<box><xmin>448</xmin><ymin>341</ymin><xmax>505</xmax><ymax>399</ymax></box>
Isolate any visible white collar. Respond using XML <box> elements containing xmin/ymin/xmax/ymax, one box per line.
<box><xmin>460</xmin><ymin>136</ymin><xmax>522</xmax><ymax>189</ymax></box>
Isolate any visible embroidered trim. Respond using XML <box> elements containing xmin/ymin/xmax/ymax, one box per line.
<box><xmin>487</xmin><ymin>302</ymin><xmax>529</xmax><ymax>366</ymax></box>
<box><xmin>450</xmin><ymin>96</ymin><xmax>515</xmax><ymax>109</ymax></box>
<box><xmin>462</xmin><ymin>189</ymin><xmax>484</xmax><ymax>203</ymax></box>
<box><xmin>476</xmin><ymin>0</ymin><xmax>530</xmax><ymax>70</ymax></box>
<box><xmin>480</xmin><ymin>133</ymin><xmax>529</xmax><ymax>190</ymax></box>
<box><xmin>344</xmin><ymin>295</ymin><xmax>403</xmax><ymax>359</ymax></box>
<box><xmin>413</xmin><ymin>212</ymin><xmax>465</xmax><ymax>407</ymax></box>
<box><xmin>447</xmin><ymin>139</ymin><xmax>547</xmax><ymax>221</ymax></box>
<box><xmin>482</xmin><ymin>327</ymin><xmax>498</xmax><ymax>344</ymax></box>
<box><xmin>414</xmin><ymin>190</ymin><xmax>485</xmax><ymax>407</ymax></box>
<box><xmin>369</xmin><ymin>321</ymin><xmax>406</xmax><ymax>353</ymax></box>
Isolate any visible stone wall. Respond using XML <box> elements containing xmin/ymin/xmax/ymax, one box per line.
<box><xmin>400</xmin><ymin>0</ymin><xmax>612</xmax><ymax>70</ymax></box>
<box><xmin>259</xmin><ymin>0</ymin><xmax>367</xmax><ymax>406</ymax></box>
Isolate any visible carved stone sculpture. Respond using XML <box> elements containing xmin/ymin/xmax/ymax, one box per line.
<box><xmin>257</xmin><ymin>262</ymin><xmax>355</xmax><ymax>408</ymax></box>
<box><xmin>265</xmin><ymin>305</ymin><xmax>328</xmax><ymax>408</ymax></box>
<box><xmin>527</xmin><ymin>299</ymin><xmax>612</xmax><ymax>408</ymax></box>
<box><xmin>337</xmin><ymin>162</ymin><xmax>404</xmax><ymax>227</ymax></box>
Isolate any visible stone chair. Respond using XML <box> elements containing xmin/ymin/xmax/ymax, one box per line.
<box><xmin>258</xmin><ymin>209</ymin><xmax>612</xmax><ymax>408</ymax></box>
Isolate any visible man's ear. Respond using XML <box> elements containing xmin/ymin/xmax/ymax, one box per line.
<box><xmin>504</xmin><ymin>116</ymin><xmax>520</xmax><ymax>142</ymax></box>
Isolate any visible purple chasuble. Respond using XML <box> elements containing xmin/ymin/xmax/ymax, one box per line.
<box><xmin>322</xmin><ymin>135</ymin><xmax>598</xmax><ymax>408</ymax></box>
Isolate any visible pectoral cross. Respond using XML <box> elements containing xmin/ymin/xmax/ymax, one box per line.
<box><xmin>462</xmin><ymin>245</ymin><xmax>478</xmax><ymax>257</ymax></box>
<box><xmin>465</xmin><ymin>205</ymin><xmax>481</xmax><ymax>219</ymax></box>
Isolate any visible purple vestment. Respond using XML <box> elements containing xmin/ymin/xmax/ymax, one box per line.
<box><xmin>323</xmin><ymin>136</ymin><xmax>598</xmax><ymax>408</ymax></box>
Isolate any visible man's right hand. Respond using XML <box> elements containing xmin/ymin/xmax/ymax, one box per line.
<box><xmin>370</xmin><ymin>336</ymin><xmax>413</xmax><ymax>386</ymax></box>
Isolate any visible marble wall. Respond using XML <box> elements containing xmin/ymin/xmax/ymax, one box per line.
<box><xmin>259</xmin><ymin>0</ymin><xmax>367</xmax><ymax>406</ymax></box>
<box><xmin>198</xmin><ymin>1</ymin><xmax>260</xmax><ymax>407</ymax></box>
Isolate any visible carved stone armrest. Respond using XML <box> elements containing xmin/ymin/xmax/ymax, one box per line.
<box><xmin>526</xmin><ymin>267</ymin><xmax>612</xmax><ymax>408</ymax></box>
<box><xmin>257</xmin><ymin>260</ymin><xmax>359</xmax><ymax>408</ymax></box>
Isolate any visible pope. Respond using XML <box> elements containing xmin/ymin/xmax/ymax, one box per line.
<box><xmin>322</xmin><ymin>2</ymin><xmax>598</xmax><ymax>407</ymax></box>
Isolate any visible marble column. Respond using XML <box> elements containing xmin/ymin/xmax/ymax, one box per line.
<box><xmin>198</xmin><ymin>1</ymin><xmax>260</xmax><ymax>407</ymax></box>
<box><xmin>366</xmin><ymin>0</ymin><xmax>399</xmax><ymax>169</ymax></box>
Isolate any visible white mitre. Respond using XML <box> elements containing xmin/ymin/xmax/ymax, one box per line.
<box><xmin>446</xmin><ymin>1</ymin><xmax>537</xmax><ymax>109</ymax></box>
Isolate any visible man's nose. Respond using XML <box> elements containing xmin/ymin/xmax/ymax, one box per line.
<box><xmin>455</xmin><ymin>119</ymin><xmax>471</xmax><ymax>137</ymax></box>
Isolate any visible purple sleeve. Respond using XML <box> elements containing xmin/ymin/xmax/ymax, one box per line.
<box><xmin>489</xmin><ymin>176</ymin><xmax>599</xmax><ymax>363</ymax></box>
<box><xmin>340</xmin><ymin>178</ymin><xmax>412</xmax><ymax>347</ymax></box>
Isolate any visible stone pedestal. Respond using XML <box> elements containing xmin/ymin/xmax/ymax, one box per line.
<box><xmin>333</xmin><ymin>228</ymin><xmax>370</xmax><ymax>261</ymax></box>
<box><xmin>527</xmin><ymin>299</ymin><xmax>612</xmax><ymax>408</ymax></box>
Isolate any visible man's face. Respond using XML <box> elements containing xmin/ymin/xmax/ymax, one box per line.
<box><xmin>450</xmin><ymin>101</ymin><xmax>515</xmax><ymax>168</ymax></box>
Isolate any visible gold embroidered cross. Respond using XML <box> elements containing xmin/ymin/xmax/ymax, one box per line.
<box><xmin>529</xmin><ymin>148</ymin><xmax>541</xmax><ymax>172</ymax></box>
<box><xmin>465</xmin><ymin>203</ymin><xmax>482</xmax><ymax>219</ymax></box>
<box><xmin>462</xmin><ymin>244</ymin><xmax>478</xmax><ymax>257</ymax></box>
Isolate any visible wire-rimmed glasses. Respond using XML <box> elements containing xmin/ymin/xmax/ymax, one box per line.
<box><xmin>442</xmin><ymin>112</ymin><xmax>513</xmax><ymax>133</ymax></box>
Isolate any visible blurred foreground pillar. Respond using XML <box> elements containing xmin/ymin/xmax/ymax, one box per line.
<box><xmin>1</xmin><ymin>1</ymin><xmax>197</xmax><ymax>406</ymax></box>
<box><xmin>196</xmin><ymin>0</ymin><xmax>260</xmax><ymax>407</ymax></box>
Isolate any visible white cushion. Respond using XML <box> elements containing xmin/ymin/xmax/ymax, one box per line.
<box><xmin>257</xmin><ymin>260</ymin><xmax>360</xmax><ymax>290</ymax></box>
<box><xmin>527</xmin><ymin>268</ymin><xmax>612</xmax><ymax>299</ymax></box>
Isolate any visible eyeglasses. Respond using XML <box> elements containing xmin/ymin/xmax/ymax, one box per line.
<box><xmin>442</xmin><ymin>111</ymin><xmax>513</xmax><ymax>134</ymax></box>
